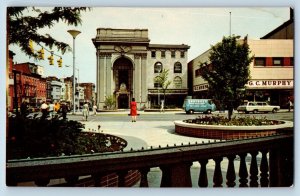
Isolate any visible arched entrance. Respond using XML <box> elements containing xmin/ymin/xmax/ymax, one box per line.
<box><xmin>113</xmin><ymin>57</ymin><xmax>133</xmax><ymax>109</ymax></box>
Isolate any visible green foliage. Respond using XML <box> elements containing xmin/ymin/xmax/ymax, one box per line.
<box><xmin>154</xmin><ymin>69</ymin><xmax>172</xmax><ymax>104</ymax></box>
<box><xmin>6</xmin><ymin>116</ymin><xmax>121</xmax><ymax>159</ymax></box>
<box><xmin>104</xmin><ymin>95</ymin><xmax>116</xmax><ymax>110</ymax></box>
<box><xmin>7</xmin><ymin>7</ymin><xmax>90</xmax><ymax>58</ymax></box>
<box><xmin>201</xmin><ymin>35</ymin><xmax>253</xmax><ymax>119</ymax></box>
<box><xmin>183</xmin><ymin>115</ymin><xmax>283</xmax><ymax>126</ymax></box>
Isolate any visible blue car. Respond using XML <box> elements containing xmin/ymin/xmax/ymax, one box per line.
<box><xmin>183</xmin><ymin>99</ymin><xmax>216</xmax><ymax>114</ymax></box>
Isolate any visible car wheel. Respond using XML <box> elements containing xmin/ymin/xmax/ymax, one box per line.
<box><xmin>189</xmin><ymin>110</ymin><xmax>194</xmax><ymax>114</ymax></box>
<box><xmin>253</xmin><ymin>110</ymin><xmax>258</xmax><ymax>114</ymax></box>
<box><xmin>272</xmin><ymin>108</ymin><xmax>278</xmax><ymax>113</ymax></box>
<box><xmin>206</xmin><ymin>109</ymin><xmax>212</xmax><ymax>114</ymax></box>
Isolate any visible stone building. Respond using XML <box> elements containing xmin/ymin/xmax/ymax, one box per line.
<box><xmin>92</xmin><ymin>28</ymin><xmax>189</xmax><ymax>109</ymax></box>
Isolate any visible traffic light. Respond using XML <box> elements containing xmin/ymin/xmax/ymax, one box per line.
<box><xmin>47</xmin><ymin>52</ymin><xmax>54</xmax><ymax>65</ymax></box>
<box><xmin>37</xmin><ymin>48</ymin><xmax>45</xmax><ymax>60</ymax></box>
<box><xmin>57</xmin><ymin>57</ymin><xmax>63</xmax><ymax>67</ymax></box>
<box><xmin>29</xmin><ymin>40</ymin><xmax>34</xmax><ymax>53</ymax></box>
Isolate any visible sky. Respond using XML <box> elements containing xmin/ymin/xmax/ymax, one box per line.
<box><xmin>8</xmin><ymin>7</ymin><xmax>291</xmax><ymax>84</ymax></box>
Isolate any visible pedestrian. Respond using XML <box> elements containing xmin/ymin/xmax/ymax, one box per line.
<box><xmin>20</xmin><ymin>101</ymin><xmax>28</xmax><ymax>117</ymax></box>
<box><xmin>60</xmin><ymin>102</ymin><xmax>68</xmax><ymax>120</ymax></box>
<box><xmin>288</xmin><ymin>98</ymin><xmax>293</xmax><ymax>112</ymax></box>
<box><xmin>40</xmin><ymin>101</ymin><xmax>49</xmax><ymax>119</ymax></box>
<box><xmin>48</xmin><ymin>101</ymin><xmax>54</xmax><ymax>119</ymax></box>
<box><xmin>130</xmin><ymin>98</ymin><xmax>137</xmax><ymax>122</ymax></box>
<box><xmin>93</xmin><ymin>104</ymin><xmax>98</xmax><ymax>116</ymax></box>
<box><xmin>54</xmin><ymin>102</ymin><xmax>60</xmax><ymax>113</ymax></box>
<box><xmin>160</xmin><ymin>100</ymin><xmax>165</xmax><ymax>113</ymax></box>
<box><xmin>82</xmin><ymin>102</ymin><xmax>89</xmax><ymax>121</ymax></box>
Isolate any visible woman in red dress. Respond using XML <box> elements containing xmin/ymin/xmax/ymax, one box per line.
<box><xmin>130</xmin><ymin>98</ymin><xmax>137</xmax><ymax>122</ymax></box>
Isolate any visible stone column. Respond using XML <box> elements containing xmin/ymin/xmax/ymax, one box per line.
<box><xmin>141</xmin><ymin>54</ymin><xmax>147</xmax><ymax>107</ymax></box>
<box><xmin>134</xmin><ymin>54</ymin><xmax>141</xmax><ymax>106</ymax></box>
<box><xmin>106</xmin><ymin>55</ymin><xmax>112</xmax><ymax>97</ymax></box>
<box><xmin>98</xmin><ymin>53</ymin><xmax>106</xmax><ymax>109</ymax></box>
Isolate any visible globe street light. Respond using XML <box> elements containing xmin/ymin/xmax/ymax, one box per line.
<box><xmin>68</xmin><ymin>29</ymin><xmax>81</xmax><ymax>114</ymax></box>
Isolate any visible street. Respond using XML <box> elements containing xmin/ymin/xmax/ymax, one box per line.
<box><xmin>67</xmin><ymin>110</ymin><xmax>294</xmax><ymax>123</ymax></box>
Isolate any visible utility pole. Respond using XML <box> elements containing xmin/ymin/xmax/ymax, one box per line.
<box><xmin>229</xmin><ymin>12</ymin><xmax>232</xmax><ymax>36</ymax></box>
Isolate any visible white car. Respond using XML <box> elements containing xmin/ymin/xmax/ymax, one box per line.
<box><xmin>237</xmin><ymin>101</ymin><xmax>280</xmax><ymax>114</ymax></box>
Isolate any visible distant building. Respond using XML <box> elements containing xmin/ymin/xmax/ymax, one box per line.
<box><xmin>8</xmin><ymin>51</ymin><xmax>15</xmax><ymax>112</ymax></box>
<box><xmin>13</xmin><ymin>62</ymin><xmax>47</xmax><ymax>108</ymax></box>
<box><xmin>79</xmin><ymin>83</ymin><xmax>96</xmax><ymax>105</ymax></box>
<box><xmin>92</xmin><ymin>28</ymin><xmax>190</xmax><ymax>109</ymax></box>
<box><xmin>188</xmin><ymin>8</ymin><xmax>294</xmax><ymax>108</ymax></box>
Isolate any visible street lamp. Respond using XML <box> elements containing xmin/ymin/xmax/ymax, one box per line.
<box><xmin>68</xmin><ymin>29</ymin><xmax>81</xmax><ymax>114</ymax></box>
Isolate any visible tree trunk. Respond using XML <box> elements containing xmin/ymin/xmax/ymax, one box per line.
<box><xmin>228</xmin><ymin>106</ymin><xmax>233</xmax><ymax>120</ymax></box>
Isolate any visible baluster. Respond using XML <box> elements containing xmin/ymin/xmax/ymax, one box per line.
<box><xmin>213</xmin><ymin>157</ymin><xmax>223</xmax><ymax>187</ymax></box>
<box><xmin>250</xmin><ymin>151</ymin><xmax>259</xmax><ymax>187</ymax></box>
<box><xmin>117</xmin><ymin>170</ymin><xmax>128</xmax><ymax>187</ymax></box>
<box><xmin>198</xmin><ymin>159</ymin><xmax>208</xmax><ymax>187</ymax></box>
<box><xmin>65</xmin><ymin>176</ymin><xmax>79</xmax><ymax>186</ymax></box>
<box><xmin>160</xmin><ymin>163</ymin><xmax>192</xmax><ymax>187</ymax></box>
<box><xmin>238</xmin><ymin>153</ymin><xmax>248</xmax><ymax>187</ymax></box>
<box><xmin>160</xmin><ymin>166</ymin><xmax>171</xmax><ymax>187</ymax></box>
<box><xmin>226</xmin><ymin>155</ymin><xmax>236</xmax><ymax>187</ymax></box>
<box><xmin>34</xmin><ymin>178</ymin><xmax>50</xmax><ymax>186</ymax></box>
<box><xmin>92</xmin><ymin>173</ymin><xmax>105</xmax><ymax>187</ymax></box>
<box><xmin>139</xmin><ymin>168</ymin><xmax>150</xmax><ymax>187</ymax></box>
<box><xmin>260</xmin><ymin>150</ymin><xmax>269</xmax><ymax>187</ymax></box>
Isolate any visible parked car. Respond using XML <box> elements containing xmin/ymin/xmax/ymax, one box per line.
<box><xmin>237</xmin><ymin>101</ymin><xmax>280</xmax><ymax>114</ymax></box>
<box><xmin>183</xmin><ymin>99</ymin><xmax>216</xmax><ymax>114</ymax></box>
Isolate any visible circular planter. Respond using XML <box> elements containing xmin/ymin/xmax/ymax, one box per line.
<box><xmin>174</xmin><ymin>120</ymin><xmax>293</xmax><ymax>139</ymax></box>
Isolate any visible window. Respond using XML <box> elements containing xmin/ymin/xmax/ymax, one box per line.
<box><xmin>174</xmin><ymin>62</ymin><xmax>182</xmax><ymax>73</ymax></box>
<box><xmin>171</xmin><ymin>51</ymin><xmax>176</xmax><ymax>58</ymax></box>
<box><xmin>154</xmin><ymin>62</ymin><xmax>163</xmax><ymax>73</ymax></box>
<box><xmin>151</xmin><ymin>51</ymin><xmax>156</xmax><ymax>58</ymax></box>
<box><xmin>273</xmin><ymin>58</ymin><xmax>283</xmax><ymax>66</ymax></box>
<box><xmin>161</xmin><ymin>51</ymin><xmax>166</xmax><ymax>58</ymax></box>
<box><xmin>174</xmin><ymin>76</ymin><xmax>182</xmax><ymax>88</ymax></box>
<box><xmin>254</xmin><ymin>58</ymin><xmax>266</xmax><ymax>66</ymax></box>
<box><xmin>180</xmin><ymin>51</ymin><xmax>185</xmax><ymax>58</ymax></box>
<box><xmin>154</xmin><ymin>76</ymin><xmax>162</xmax><ymax>88</ymax></box>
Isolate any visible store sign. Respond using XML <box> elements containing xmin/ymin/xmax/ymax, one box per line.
<box><xmin>246</xmin><ymin>80</ymin><xmax>293</xmax><ymax>88</ymax></box>
<box><xmin>194</xmin><ymin>84</ymin><xmax>209</xmax><ymax>91</ymax></box>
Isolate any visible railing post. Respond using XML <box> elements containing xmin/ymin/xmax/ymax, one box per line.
<box><xmin>160</xmin><ymin>165</ymin><xmax>171</xmax><ymax>187</ymax></box>
<box><xmin>213</xmin><ymin>157</ymin><xmax>223</xmax><ymax>187</ymax></box>
<box><xmin>226</xmin><ymin>155</ymin><xmax>236</xmax><ymax>187</ymax></box>
<box><xmin>238</xmin><ymin>153</ymin><xmax>248</xmax><ymax>187</ymax></box>
<box><xmin>139</xmin><ymin>168</ymin><xmax>150</xmax><ymax>187</ymax></box>
<box><xmin>160</xmin><ymin>162</ymin><xmax>192</xmax><ymax>187</ymax></box>
<box><xmin>117</xmin><ymin>170</ymin><xmax>128</xmax><ymax>187</ymax></box>
<box><xmin>65</xmin><ymin>176</ymin><xmax>79</xmax><ymax>186</ymax></box>
<box><xmin>198</xmin><ymin>159</ymin><xmax>208</xmax><ymax>187</ymax></box>
<box><xmin>250</xmin><ymin>151</ymin><xmax>259</xmax><ymax>187</ymax></box>
<box><xmin>34</xmin><ymin>179</ymin><xmax>50</xmax><ymax>186</ymax></box>
<box><xmin>260</xmin><ymin>150</ymin><xmax>269</xmax><ymax>187</ymax></box>
<box><xmin>92</xmin><ymin>173</ymin><xmax>105</xmax><ymax>187</ymax></box>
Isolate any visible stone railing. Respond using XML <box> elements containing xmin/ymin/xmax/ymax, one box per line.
<box><xmin>6</xmin><ymin>132</ymin><xmax>293</xmax><ymax>187</ymax></box>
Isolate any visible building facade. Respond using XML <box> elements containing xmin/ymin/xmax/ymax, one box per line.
<box><xmin>92</xmin><ymin>28</ymin><xmax>189</xmax><ymax>109</ymax></box>
<box><xmin>79</xmin><ymin>83</ymin><xmax>96</xmax><ymax>105</ymax></box>
<box><xmin>189</xmin><ymin>39</ymin><xmax>293</xmax><ymax>108</ymax></box>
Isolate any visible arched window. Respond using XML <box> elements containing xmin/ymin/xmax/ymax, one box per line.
<box><xmin>174</xmin><ymin>62</ymin><xmax>182</xmax><ymax>73</ymax></box>
<box><xmin>154</xmin><ymin>62</ymin><xmax>163</xmax><ymax>73</ymax></box>
<box><xmin>154</xmin><ymin>76</ymin><xmax>162</xmax><ymax>88</ymax></box>
<box><xmin>174</xmin><ymin>76</ymin><xmax>182</xmax><ymax>88</ymax></box>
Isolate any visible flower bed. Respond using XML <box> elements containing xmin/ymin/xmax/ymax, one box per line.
<box><xmin>175</xmin><ymin>115</ymin><xmax>293</xmax><ymax>139</ymax></box>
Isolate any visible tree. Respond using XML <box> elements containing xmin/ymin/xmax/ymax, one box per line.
<box><xmin>7</xmin><ymin>7</ymin><xmax>90</xmax><ymax>58</ymax></box>
<box><xmin>154</xmin><ymin>68</ymin><xmax>172</xmax><ymax>105</ymax></box>
<box><xmin>201</xmin><ymin>35</ymin><xmax>253</xmax><ymax>119</ymax></box>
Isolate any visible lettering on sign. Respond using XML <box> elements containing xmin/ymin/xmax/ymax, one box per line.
<box><xmin>246</xmin><ymin>80</ymin><xmax>293</xmax><ymax>88</ymax></box>
<box><xmin>194</xmin><ymin>84</ymin><xmax>209</xmax><ymax>91</ymax></box>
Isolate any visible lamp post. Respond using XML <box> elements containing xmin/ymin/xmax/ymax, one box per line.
<box><xmin>68</xmin><ymin>29</ymin><xmax>81</xmax><ymax>114</ymax></box>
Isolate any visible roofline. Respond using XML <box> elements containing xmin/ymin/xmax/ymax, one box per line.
<box><xmin>149</xmin><ymin>44</ymin><xmax>190</xmax><ymax>49</ymax></box>
<box><xmin>260</xmin><ymin>19</ymin><xmax>293</xmax><ymax>39</ymax></box>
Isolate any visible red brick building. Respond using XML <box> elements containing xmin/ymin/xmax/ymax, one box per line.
<box><xmin>79</xmin><ymin>83</ymin><xmax>96</xmax><ymax>105</ymax></box>
<box><xmin>12</xmin><ymin>63</ymin><xmax>47</xmax><ymax>110</ymax></box>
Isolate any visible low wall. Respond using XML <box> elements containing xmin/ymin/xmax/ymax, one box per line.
<box><xmin>174</xmin><ymin>120</ymin><xmax>293</xmax><ymax>139</ymax></box>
